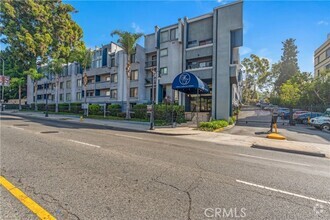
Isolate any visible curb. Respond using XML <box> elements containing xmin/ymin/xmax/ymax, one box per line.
<box><xmin>3</xmin><ymin>112</ymin><xmax>193</xmax><ymax>136</ymax></box>
<box><xmin>251</xmin><ymin>144</ymin><xmax>326</xmax><ymax>158</ymax></box>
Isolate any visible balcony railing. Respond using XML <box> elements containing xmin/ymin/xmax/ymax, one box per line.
<box><xmin>145</xmin><ymin>60</ymin><xmax>157</xmax><ymax>68</ymax></box>
<box><xmin>187</xmin><ymin>61</ymin><xmax>212</xmax><ymax>70</ymax></box>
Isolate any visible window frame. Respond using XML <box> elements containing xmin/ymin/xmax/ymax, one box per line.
<box><xmin>160</xmin><ymin>67</ymin><xmax>168</xmax><ymax>75</ymax></box>
<box><xmin>160</xmin><ymin>48</ymin><xmax>168</xmax><ymax>57</ymax></box>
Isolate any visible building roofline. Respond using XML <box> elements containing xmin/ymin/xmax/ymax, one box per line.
<box><xmin>186</xmin><ymin>13</ymin><xmax>213</xmax><ymax>23</ymax></box>
<box><xmin>314</xmin><ymin>37</ymin><xmax>330</xmax><ymax>55</ymax></box>
<box><xmin>214</xmin><ymin>0</ymin><xmax>243</xmax><ymax>11</ymax></box>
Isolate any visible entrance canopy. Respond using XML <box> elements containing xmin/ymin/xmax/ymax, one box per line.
<box><xmin>172</xmin><ymin>72</ymin><xmax>210</xmax><ymax>94</ymax></box>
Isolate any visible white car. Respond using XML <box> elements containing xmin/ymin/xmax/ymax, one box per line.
<box><xmin>310</xmin><ymin>108</ymin><xmax>330</xmax><ymax>131</ymax></box>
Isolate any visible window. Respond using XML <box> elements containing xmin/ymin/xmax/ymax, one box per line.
<box><xmin>131</xmin><ymin>54</ymin><xmax>136</xmax><ymax>63</ymax></box>
<box><xmin>77</xmin><ymin>79</ymin><xmax>82</xmax><ymax>87</ymax></box>
<box><xmin>66</xmin><ymin>80</ymin><xmax>71</xmax><ymax>89</ymax></box>
<box><xmin>66</xmin><ymin>93</ymin><xmax>71</xmax><ymax>101</ymax></box>
<box><xmin>170</xmin><ymin>28</ymin><xmax>178</xmax><ymax>40</ymax></box>
<box><xmin>187</xmin><ymin>58</ymin><xmax>212</xmax><ymax>69</ymax></box>
<box><xmin>106</xmin><ymin>76</ymin><xmax>110</xmax><ymax>81</ymax></box>
<box><xmin>60</xmin><ymin>82</ymin><xmax>64</xmax><ymax>89</ymax></box>
<box><xmin>92</xmin><ymin>50</ymin><xmax>102</xmax><ymax>68</ymax></box>
<box><xmin>87</xmin><ymin>77</ymin><xmax>94</xmax><ymax>84</ymax></box>
<box><xmin>59</xmin><ymin>94</ymin><xmax>63</xmax><ymax>101</ymax></box>
<box><xmin>160</xmin><ymin>67</ymin><xmax>168</xmax><ymax>75</ymax></box>
<box><xmin>327</xmin><ymin>48</ymin><xmax>330</xmax><ymax>58</ymax></box>
<box><xmin>110</xmin><ymin>89</ymin><xmax>117</xmax><ymax>99</ymax></box>
<box><xmin>76</xmin><ymin>92</ymin><xmax>81</xmax><ymax>101</ymax></box>
<box><xmin>95</xmin><ymin>75</ymin><xmax>100</xmax><ymax>82</ymax></box>
<box><xmin>130</xmin><ymin>70</ymin><xmax>139</xmax><ymax>81</ymax></box>
<box><xmin>160</xmin><ymin>48</ymin><xmax>168</xmax><ymax>57</ymax></box>
<box><xmin>130</xmin><ymin>88</ymin><xmax>138</xmax><ymax>98</ymax></box>
<box><xmin>315</xmin><ymin>56</ymin><xmax>319</xmax><ymax>65</ymax></box>
<box><xmin>95</xmin><ymin>90</ymin><xmax>100</xmax><ymax>96</ymax></box>
<box><xmin>160</xmin><ymin>31</ymin><xmax>169</xmax><ymax>42</ymax></box>
<box><xmin>111</xmin><ymin>74</ymin><xmax>118</xmax><ymax>83</ymax></box>
<box><xmin>187</xmin><ymin>40</ymin><xmax>197</xmax><ymax>48</ymax></box>
<box><xmin>37</xmin><ymin>95</ymin><xmax>42</xmax><ymax>100</ymax></box>
<box><xmin>110</xmin><ymin>56</ymin><xmax>115</xmax><ymax>67</ymax></box>
<box><xmin>86</xmin><ymin>90</ymin><xmax>94</xmax><ymax>97</ymax></box>
<box><xmin>199</xmin><ymin>39</ymin><xmax>213</xmax><ymax>46</ymax></box>
<box><xmin>37</xmin><ymin>85</ymin><xmax>43</xmax><ymax>90</ymax></box>
<box><xmin>105</xmin><ymin>90</ymin><xmax>110</xmax><ymax>96</ymax></box>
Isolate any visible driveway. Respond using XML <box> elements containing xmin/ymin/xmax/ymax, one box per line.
<box><xmin>224</xmin><ymin>107</ymin><xmax>330</xmax><ymax>144</ymax></box>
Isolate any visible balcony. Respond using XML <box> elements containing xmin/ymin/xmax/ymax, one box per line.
<box><xmin>145</xmin><ymin>60</ymin><xmax>157</xmax><ymax>68</ymax></box>
<box><xmin>187</xmin><ymin>61</ymin><xmax>212</xmax><ymax>70</ymax></box>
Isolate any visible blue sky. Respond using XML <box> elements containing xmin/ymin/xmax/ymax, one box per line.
<box><xmin>67</xmin><ymin>0</ymin><xmax>330</xmax><ymax>73</ymax></box>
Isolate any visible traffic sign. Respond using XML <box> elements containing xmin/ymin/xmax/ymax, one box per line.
<box><xmin>147</xmin><ymin>105</ymin><xmax>152</xmax><ymax>113</ymax></box>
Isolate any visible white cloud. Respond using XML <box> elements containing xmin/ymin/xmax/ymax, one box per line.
<box><xmin>131</xmin><ymin>22</ymin><xmax>144</xmax><ymax>33</ymax></box>
<box><xmin>317</xmin><ymin>20</ymin><xmax>329</xmax><ymax>26</ymax></box>
<box><xmin>240</xmin><ymin>46</ymin><xmax>252</xmax><ymax>55</ymax></box>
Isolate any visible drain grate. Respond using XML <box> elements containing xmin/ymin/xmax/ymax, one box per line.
<box><xmin>40</xmin><ymin>131</ymin><xmax>59</xmax><ymax>134</ymax></box>
<box><xmin>13</xmin><ymin>124</ymin><xmax>29</xmax><ymax>127</ymax></box>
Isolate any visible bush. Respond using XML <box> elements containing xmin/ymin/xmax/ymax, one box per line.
<box><xmin>89</xmin><ymin>104</ymin><xmax>101</xmax><ymax>115</ymax></box>
<box><xmin>199</xmin><ymin>120</ymin><xmax>229</xmax><ymax>131</ymax></box>
<box><xmin>132</xmin><ymin>104</ymin><xmax>147</xmax><ymax>119</ymax></box>
<box><xmin>108</xmin><ymin>104</ymin><xmax>121</xmax><ymax>117</ymax></box>
<box><xmin>154</xmin><ymin>104</ymin><xmax>186</xmax><ymax>124</ymax></box>
<box><xmin>228</xmin><ymin>116</ymin><xmax>236</xmax><ymax>125</ymax></box>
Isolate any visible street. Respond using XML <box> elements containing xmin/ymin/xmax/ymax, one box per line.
<box><xmin>1</xmin><ymin>114</ymin><xmax>330</xmax><ymax>219</ymax></box>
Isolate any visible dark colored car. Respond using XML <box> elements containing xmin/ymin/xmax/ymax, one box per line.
<box><xmin>295</xmin><ymin>112</ymin><xmax>323</xmax><ymax>124</ymax></box>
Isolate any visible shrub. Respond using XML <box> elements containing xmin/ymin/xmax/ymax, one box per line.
<box><xmin>132</xmin><ymin>104</ymin><xmax>147</xmax><ymax>119</ymax></box>
<box><xmin>108</xmin><ymin>104</ymin><xmax>121</xmax><ymax>116</ymax></box>
<box><xmin>199</xmin><ymin>120</ymin><xmax>229</xmax><ymax>131</ymax></box>
<box><xmin>89</xmin><ymin>104</ymin><xmax>101</xmax><ymax>115</ymax></box>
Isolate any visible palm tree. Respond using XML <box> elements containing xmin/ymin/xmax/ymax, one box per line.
<box><xmin>11</xmin><ymin>77</ymin><xmax>26</xmax><ymax>111</ymax></box>
<box><xmin>24</xmin><ymin>68</ymin><xmax>43</xmax><ymax>111</ymax></box>
<box><xmin>70</xmin><ymin>46</ymin><xmax>92</xmax><ymax>115</ymax></box>
<box><xmin>49</xmin><ymin>58</ymin><xmax>66</xmax><ymax>113</ymax></box>
<box><xmin>111</xmin><ymin>30</ymin><xmax>143</xmax><ymax>119</ymax></box>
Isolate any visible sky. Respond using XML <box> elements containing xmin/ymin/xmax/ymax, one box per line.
<box><xmin>67</xmin><ymin>0</ymin><xmax>330</xmax><ymax>73</ymax></box>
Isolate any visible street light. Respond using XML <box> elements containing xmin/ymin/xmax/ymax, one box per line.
<box><xmin>0</xmin><ymin>58</ymin><xmax>4</xmax><ymax>111</ymax></box>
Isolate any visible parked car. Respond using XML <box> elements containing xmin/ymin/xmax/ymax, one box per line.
<box><xmin>293</xmin><ymin>111</ymin><xmax>309</xmax><ymax>119</ymax></box>
<box><xmin>278</xmin><ymin>108</ymin><xmax>290</xmax><ymax>115</ymax></box>
<box><xmin>310</xmin><ymin>108</ymin><xmax>330</xmax><ymax>130</ymax></box>
<box><xmin>294</xmin><ymin>112</ymin><xmax>323</xmax><ymax>124</ymax></box>
<box><xmin>264</xmin><ymin>104</ymin><xmax>278</xmax><ymax>111</ymax></box>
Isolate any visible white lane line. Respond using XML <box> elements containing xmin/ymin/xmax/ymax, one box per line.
<box><xmin>68</xmin><ymin>139</ymin><xmax>101</xmax><ymax>148</ymax></box>
<box><xmin>237</xmin><ymin>154</ymin><xmax>311</xmax><ymax>167</ymax></box>
<box><xmin>10</xmin><ymin>126</ymin><xmax>24</xmax><ymax>130</ymax></box>
<box><xmin>114</xmin><ymin>134</ymin><xmax>144</xmax><ymax>140</ymax></box>
<box><xmin>236</xmin><ymin>179</ymin><xmax>330</xmax><ymax>205</ymax></box>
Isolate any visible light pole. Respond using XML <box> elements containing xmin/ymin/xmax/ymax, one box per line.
<box><xmin>150</xmin><ymin>67</ymin><xmax>156</xmax><ymax>130</ymax></box>
<box><xmin>1</xmin><ymin>58</ymin><xmax>5</xmax><ymax>111</ymax></box>
<box><xmin>45</xmin><ymin>75</ymin><xmax>49</xmax><ymax>117</ymax></box>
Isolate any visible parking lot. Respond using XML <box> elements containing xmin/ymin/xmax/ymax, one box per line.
<box><xmin>224</xmin><ymin>106</ymin><xmax>330</xmax><ymax>144</ymax></box>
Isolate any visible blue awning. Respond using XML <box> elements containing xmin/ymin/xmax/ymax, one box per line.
<box><xmin>172</xmin><ymin>72</ymin><xmax>210</xmax><ymax>94</ymax></box>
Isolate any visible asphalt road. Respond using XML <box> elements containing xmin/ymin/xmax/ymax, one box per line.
<box><xmin>1</xmin><ymin>113</ymin><xmax>330</xmax><ymax>220</ymax></box>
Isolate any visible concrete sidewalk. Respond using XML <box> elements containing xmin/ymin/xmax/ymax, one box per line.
<box><xmin>4</xmin><ymin>110</ymin><xmax>150</xmax><ymax>131</ymax></box>
<box><xmin>4</xmin><ymin>110</ymin><xmax>330</xmax><ymax>158</ymax></box>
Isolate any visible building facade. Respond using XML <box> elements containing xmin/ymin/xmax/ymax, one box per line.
<box><xmin>314</xmin><ymin>34</ymin><xmax>330</xmax><ymax>77</ymax></box>
<box><xmin>27</xmin><ymin>1</ymin><xmax>243</xmax><ymax>120</ymax></box>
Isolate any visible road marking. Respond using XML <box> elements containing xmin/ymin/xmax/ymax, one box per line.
<box><xmin>68</xmin><ymin>139</ymin><xmax>101</xmax><ymax>148</ymax></box>
<box><xmin>10</xmin><ymin>126</ymin><xmax>24</xmax><ymax>130</ymax></box>
<box><xmin>236</xmin><ymin>179</ymin><xmax>330</xmax><ymax>205</ymax></box>
<box><xmin>114</xmin><ymin>134</ymin><xmax>144</xmax><ymax>140</ymax></box>
<box><xmin>237</xmin><ymin>154</ymin><xmax>311</xmax><ymax>167</ymax></box>
<box><xmin>0</xmin><ymin>176</ymin><xmax>56</xmax><ymax>220</ymax></box>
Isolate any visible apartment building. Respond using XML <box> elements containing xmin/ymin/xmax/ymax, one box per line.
<box><xmin>27</xmin><ymin>1</ymin><xmax>243</xmax><ymax>120</ymax></box>
<box><xmin>314</xmin><ymin>34</ymin><xmax>330</xmax><ymax>77</ymax></box>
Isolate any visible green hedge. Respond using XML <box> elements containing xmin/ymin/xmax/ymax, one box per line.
<box><xmin>89</xmin><ymin>104</ymin><xmax>101</xmax><ymax>115</ymax></box>
<box><xmin>199</xmin><ymin>120</ymin><xmax>229</xmax><ymax>131</ymax></box>
<box><xmin>132</xmin><ymin>104</ymin><xmax>147</xmax><ymax>119</ymax></box>
<box><xmin>108</xmin><ymin>104</ymin><xmax>121</xmax><ymax>116</ymax></box>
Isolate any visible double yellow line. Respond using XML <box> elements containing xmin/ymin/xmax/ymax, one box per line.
<box><xmin>0</xmin><ymin>176</ymin><xmax>56</xmax><ymax>220</ymax></box>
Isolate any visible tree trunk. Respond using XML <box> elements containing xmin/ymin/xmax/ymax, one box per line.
<box><xmin>34</xmin><ymin>82</ymin><xmax>38</xmax><ymax>111</ymax></box>
<box><xmin>125</xmin><ymin>53</ymin><xmax>132</xmax><ymax>119</ymax></box>
<box><xmin>55</xmin><ymin>76</ymin><xmax>59</xmax><ymax>113</ymax></box>
<box><xmin>126</xmin><ymin>63</ymin><xmax>131</xmax><ymax>119</ymax></box>
<box><xmin>18</xmin><ymin>84</ymin><xmax>22</xmax><ymax>111</ymax></box>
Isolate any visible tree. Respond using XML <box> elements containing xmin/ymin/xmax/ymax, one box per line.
<box><xmin>242</xmin><ymin>54</ymin><xmax>271</xmax><ymax>103</ymax></box>
<box><xmin>111</xmin><ymin>30</ymin><xmax>143</xmax><ymax>119</ymax></box>
<box><xmin>24</xmin><ymin>68</ymin><xmax>43</xmax><ymax>111</ymax></box>
<box><xmin>10</xmin><ymin>77</ymin><xmax>26</xmax><ymax>110</ymax></box>
<box><xmin>275</xmin><ymin>38</ymin><xmax>300</xmax><ymax>92</ymax></box>
<box><xmin>48</xmin><ymin>58</ymin><xmax>66</xmax><ymax>113</ymax></box>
